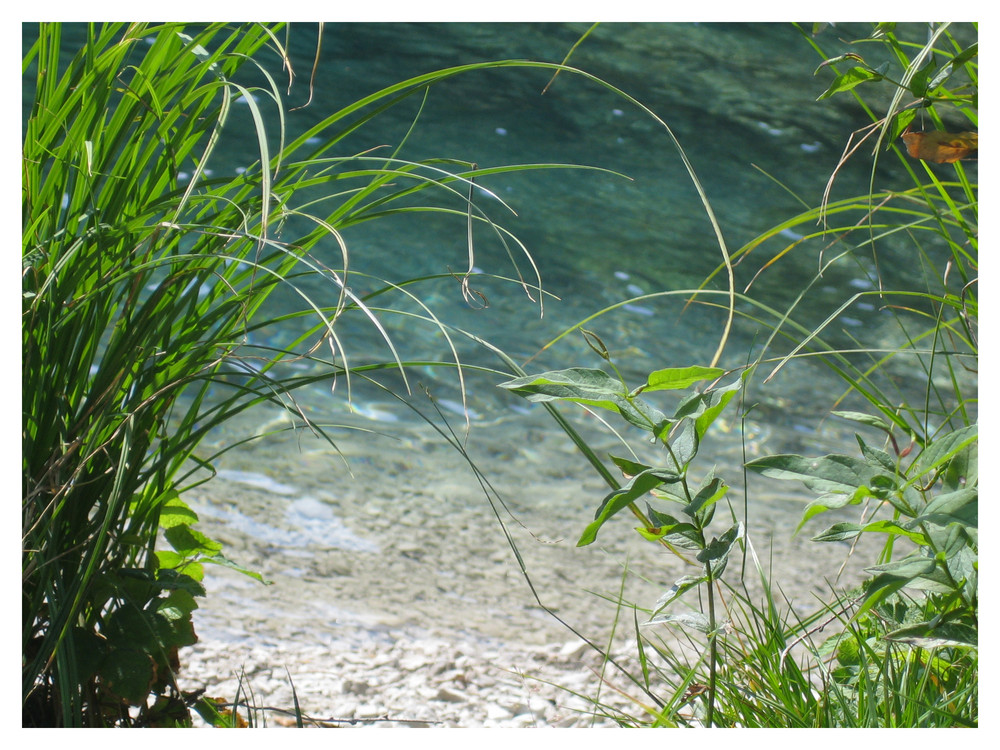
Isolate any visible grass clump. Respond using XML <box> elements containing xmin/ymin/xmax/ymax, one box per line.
<box><xmin>21</xmin><ymin>22</ymin><xmax>616</xmax><ymax>726</ymax></box>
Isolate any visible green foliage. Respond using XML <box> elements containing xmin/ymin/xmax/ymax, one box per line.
<box><xmin>499</xmin><ymin>22</ymin><xmax>976</xmax><ymax>727</ymax></box>
<box><xmin>502</xmin><ymin>345</ymin><xmax>753</xmax><ymax>724</ymax></box>
<box><xmin>22</xmin><ymin>22</ymin><xmax>609</xmax><ymax>726</ymax></box>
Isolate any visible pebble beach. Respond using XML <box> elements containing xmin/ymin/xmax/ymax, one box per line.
<box><xmin>178</xmin><ymin>405</ymin><xmax>875</xmax><ymax>728</ymax></box>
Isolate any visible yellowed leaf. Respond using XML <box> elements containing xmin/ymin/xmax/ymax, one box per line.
<box><xmin>901</xmin><ymin>130</ymin><xmax>978</xmax><ymax>163</ymax></box>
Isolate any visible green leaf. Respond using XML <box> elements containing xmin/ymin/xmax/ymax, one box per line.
<box><xmin>671</xmin><ymin>375</ymin><xmax>744</xmax><ymax>444</ymax></box>
<box><xmin>865</xmin><ymin>555</ymin><xmax>938</xmax><ymax>582</ymax></box>
<box><xmin>70</xmin><ymin>627</ymin><xmax>109</xmax><ymax>684</ymax></box>
<box><xmin>609</xmin><ymin>455</ymin><xmax>652</xmax><ymax>477</ymax></box>
<box><xmin>645</xmin><ymin>611</ymin><xmax>711</xmax><ymax>633</ymax></box>
<box><xmin>856</xmin><ymin>434</ymin><xmax>897</xmax><ymax>474</ymax></box>
<box><xmin>201</xmin><ymin>553</ymin><xmax>273</xmax><ymax>585</ymax></box>
<box><xmin>639</xmin><ymin>506</ymin><xmax>703</xmax><ymax>549</ymax></box>
<box><xmin>890</xmin><ymin>109</ymin><xmax>918</xmax><ymax>142</ymax></box>
<box><xmin>159</xmin><ymin>491</ymin><xmax>200</xmax><ymax>528</ymax></box>
<box><xmin>813</xmin><ymin>520</ymin><xmax>927</xmax><ymax>546</ymax></box>
<box><xmin>638</xmin><ymin>365</ymin><xmax>722</xmax><ymax>393</ymax></box>
<box><xmin>908</xmin><ymin>56</ymin><xmax>938</xmax><ymax>98</ymax></box>
<box><xmin>669</xmin><ymin>418</ymin><xmax>698</xmax><ymax>469</ymax></box>
<box><xmin>164</xmin><ymin>524</ymin><xmax>223</xmax><ymax>556</ymax></box>
<box><xmin>832</xmin><ymin>410</ymin><xmax>892</xmax><ymax>432</ymax></box>
<box><xmin>885</xmin><ymin>620</ymin><xmax>978</xmax><ymax>649</ymax></box>
<box><xmin>943</xmin><ymin>441</ymin><xmax>977</xmax><ymax>491</ymax></box>
<box><xmin>683</xmin><ymin>475</ymin><xmax>727</xmax><ymax>521</ymax></box>
<box><xmin>100</xmin><ymin>647</ymin><xmax>155</xmax><ymax>706</ymax></box>
<box><xmin>950</xmin><ymin>42</ymin><xmax>979</xmax><ymax>70</ymax></box>
<box><xmin>499</xmin><ymin>368</ymin><xmax>667</xmax><ymax>432</ymax></box>
<box><xmin>155</xmin><ymin>591</ymin><xmax>199</xmax><ymax>649</ymax></box>
<box><xmin>818</xmin><ymin>66</ymin><xmax>881</xmax><ymax>99</ymax></box>
<box><xmin>499</xmin><ymin>367</ymin><xmax>625</xmax><ymax>401</ymax></box>
<box><xmin>156</xmin><ymin>567</ymin><xmax>207</xmax><ymax>597</ymax></box>
<box><xmin>696</xmin><ymin>522</ymin><xmax>743</xmax><ymax>579</ymax></box>
<box><xmin>650</xmin><ymin>574</ymin><xmax>706</xmax><ymax>614</ymax></box>
<box><xmin>746</xmin><ymin>453</ymin><xmax>882</xmax><ymax>495</ymax></box>
<box><xmin>812</xmin><ymin>522</ymin><xmax>864</xmax><ymax>542</ymax></box>
<box><xmin>913</xmin><ymin>487</ymin><xmax>977</xmax><ymax>528</ymax></box>
<box><xmin>855</xmin><ymin>555</ymin><xmax>938</xmax><ymax>619</ymax></box>
<box><xmin>909</xmin><ymin>424</ymin><xmax>977</xmax><ymax>482</ymax></box>
<box><xmin>578</xmin><ymin>468</ymin><xmax>681</xmax><ymax>546</ymax></box>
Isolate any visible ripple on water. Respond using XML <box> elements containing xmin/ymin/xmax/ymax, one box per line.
<box><xmin>201</xmin><ymin>470</ymin><xmax>380</xmax><ymax>554</ymax></box>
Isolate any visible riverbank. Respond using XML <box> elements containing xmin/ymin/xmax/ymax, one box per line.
<box><xmin>179</xmin><ymin>405</ymin><xmax>875</xmax><ymax>727</ymax></box>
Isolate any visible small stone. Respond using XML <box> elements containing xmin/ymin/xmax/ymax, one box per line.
<box><xmin>330</xmin><ymin>701</ymin><xmax>357</xmax><ymax>720</ymax></box>
<box><xmin>342</xmin><ymin>678</ymin><xmax>369</xmax><ymax>695</ymax></box>
<box><xmin>558</xmin><ymin>639</ymin><xmax>588</xmax><ymax>659</ymax></box>
<box><xmin>435</xmin><ymin>686</ymin><xmax>467</xmax><ymax>703</ymax></box>
<box><xmin>355</xmin><ymin>702</ymin><xmax>382</xmax><ymax>718</ymax></box>
<box><xmin>486</xmin><ymin>704</ymin><xmax>513</xmax><ymax>721</ymax></box>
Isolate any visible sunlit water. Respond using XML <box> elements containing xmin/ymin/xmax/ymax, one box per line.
<box><xmin>29</xmin><ymin>22</ymin><xmax>974</xmax><ymax>569</ymax></box>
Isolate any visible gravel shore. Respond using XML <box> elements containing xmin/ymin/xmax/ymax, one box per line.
<box><xmin>178</xmin><ymin>407</ymin><xmax>873</xmax><ymax>727</ymax></box>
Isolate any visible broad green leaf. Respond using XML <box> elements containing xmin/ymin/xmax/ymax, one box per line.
<box><xmin>164</xmin><ymin>524</ymin><xmax>223</xmax><ymax>556</ymax></box>
<box><xmin>890</xmin><ymin>109</ymin><xmax>918</xmax><ymax>141</ymax></box>
<box><xmin>914</xmin><ymin>487</ymin><xmax>977</xmax><ymax>527</ymax></box>
<box><xmin>683</xmin><ymin>475</ymin><xmax>727</xmax><ymax>520</ymax></box>
<box><xmin>813</xmin><ymin>520</ymin><xmax>927</xmax><ymax>546</ymax></box>
<box><xmin>909</xmin><ymin>424</ymin><xmax>977</xmax><ymax>481</ymax></box>
<box><xmin>855</xmin><ymin>555</ymin><xmax>938</xmax><ymax>619</ymax></box>
<box><xmin>885</xmin><ymin>620</ymin><xmax>978</xmax><ymax>649</ymax></box>
<box><xmin>950</xmin><ymin>42</ymin><xmax>979</xmax><ymax>70</ymax></box>
<box><xmin>696</xmin><ymin>522</ymin><xmax>743</xmax><ymax>579</ymax></box>
<box><xmin>669</xmin><ymin>418</ymin><xmax>698</xmax><ymax>469</ymax></box>
<box><xmin>856</xmin><ymin>435</ymin><xmax>897</xmax><ymax>473</ymax></box>
<box><xmin>155</xmin><ymin>549</ymin><xmax>185</xmax><ymax>570</ymax></box>
<box><xmin>499</xmin><ymin>367</ymin><xmax>667</xmax><ymax>432</ymax></box>
<box><xmin>746</xmin><ymin>453</ymin><xmax>882</xmax><ymax>494</ymax></box>
<box><xmin>154</xmin><ymin>591</ymin><xmax>199</xmax><ymax>649</ymax></box>
<box><xmin>609</xmin><ymin>455</ymin><xmax>652</xmax><ymax>477</ymax></box>
<box><xmin>100</xmin><ymin>646</ymin><xmax>155</xmax><ymax>706</ymax></box>
<box><xmin>640</xmin><ymin>506</ymin><xmax>703</xmax><ymax>549</ymax></box>
<box><xmin>694</xmin><ymin>378</ymin><xmax>743</xmax><ymax>441</ymax></box>
<box><xmin>499</xmin><ymin>367</ymin><xmax>625</xmax><ymax>401</ymax></box>
<box><xmin>201</xmin><ymin>553</ymin><xmax>273</xmax><ymax>585</ymax></box>
<box><xmin>156</xmin><ymin>588</ymin><xmax>200</xmax><ymax>621</ymax></box>
<box><xmin>811</xmin><ymin>522</ymin><xmax>864</xmax><ymax>542</ymax></box>
<box><xmin>156</xmin><ymin>567</ymin><xmax>207</xmax><ymax>597</ymax></box>
<box><xmin>651</xmin><ymin>574</ymin><xmax>706</xmax><ymax>614</ymax></box>
<box><xmin>578</xmin><ymin>468</ymin><xmax>680</xmax><ymax>546</ymax></box>
<box><xmin>818</xmin><ymin>66</ymin><xmax>881</xmax><ymax>99</ymax></box>
<box><xmin>639</xmin><ymin>365</ymin><xmax>722</xmax><ymax>393</ymax></box>
<box><xmin>908</xmin><ymin>56</ymin><xmax>938</xmax><ymax>98</ymax></box>
<box><xmin>671</xmin><ymin>375</ymin><xmax>743</xmax><ymax>441</ymax></box>
<box><xmin>796</xmin><ymin>492</ymin><xmax>862</xmax><ymax>533</ymax></box>
<box><xmin>943</xmin><ymin>440</ymin><xmax>977</xmax><ymax>491</ymax></box>
<box><xmin>69</xmin><ymin>626</ymin><xmax>108</xmax><ymax>684</ymax></box>
<box><xmin>159</xmin><ymin>491</ymin><xmax>200</xmax><ymax>528</ymax></box>
<box><xmin>864</xmin><ymin>555</ymin><xmax>937</xmax><ymax>579</ymax></box>
<box><xmin>645</xmin><ymin>610</ymin><xmax>711</xmax><ymax>632</ymax></box>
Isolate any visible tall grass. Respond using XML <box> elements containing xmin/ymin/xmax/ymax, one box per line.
<box><xmin>497</xmin><ymin>22</ymin><xmax>976</xmax><ymax>727</ymax></box>
<box><xmin>22</xmin><ymin>22</ymin><xmax>631</xmax><ymax>726</ymax></box>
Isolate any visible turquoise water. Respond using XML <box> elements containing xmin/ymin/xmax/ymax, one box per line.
<box><xmin>28</xmin><ymin>22</ymin><xmax>972</xmax><ymax>500</ymax></box>
<box><xmin>219</xmin><ymin>22</ymin><xmax>948</xmax><ymax>444</ymax></box>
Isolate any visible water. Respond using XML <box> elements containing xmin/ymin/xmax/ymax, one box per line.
<box><xmin>27</xmin><ymin>21</ymin><xmax>973</xmax><ymax>554</ymax></box>
<box><xmin>223</xmin><ymin>23</ymin><xmax>948</xmax><ymax>435</ymax></box>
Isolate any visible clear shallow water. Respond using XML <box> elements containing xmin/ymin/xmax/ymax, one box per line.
<box><xmin>29</xmin><ymin>22</ymin><xmax>973</xmax><ymax>526</ymax></box>
<box><xmin>216</xmin><ymin>23</ymin><xmax>955</xmax><ymax>447</ymax></box>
